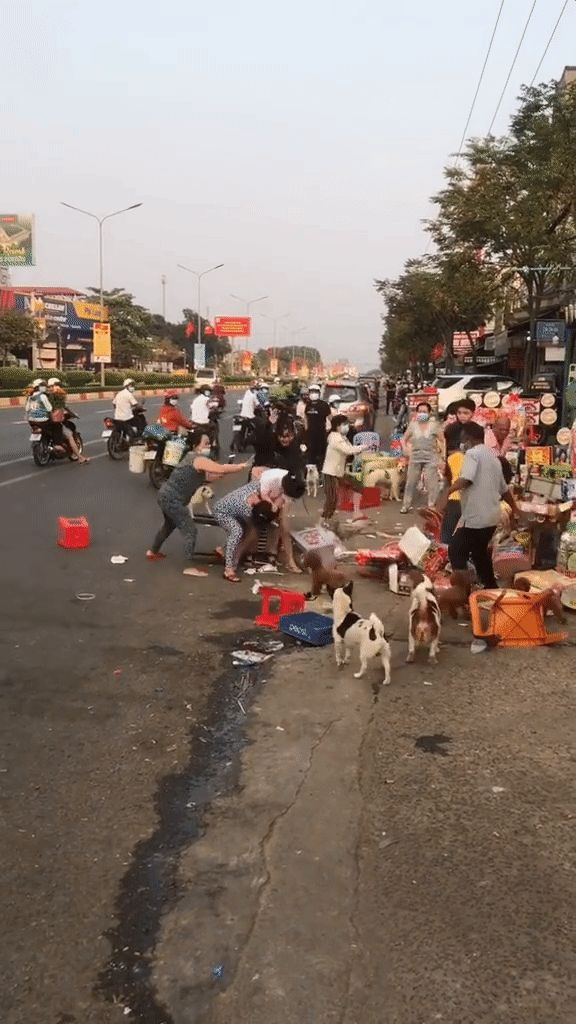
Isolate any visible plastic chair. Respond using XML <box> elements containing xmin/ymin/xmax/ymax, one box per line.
<box><xmin>255</xmin><ymin>586</ymin><xmax>306</xmax><ymax>630</ymax></box>
<box><xmin>469</xmin><ymin>589</ymin><xmax>567</xmax><ymax>647</ymax></box>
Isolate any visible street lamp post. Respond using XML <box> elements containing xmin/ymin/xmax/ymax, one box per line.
<box><xmin>61</xmin><ymin>201</ymin><xmax>143</xmax><ymax>385</ymax></box>
<box><xmin>260</xmin><ymin>311</ymin><xmax>290</xmax><ymax>361</ymax></box>
<box><xmin>177</xmin><ymin>262</ymin><xmax>224</xmax><ymax>370</ymax></box>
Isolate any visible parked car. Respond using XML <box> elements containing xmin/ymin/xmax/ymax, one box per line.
<box><xmin>321</xmin><ymin>380</ymin><xmax>375</xmax><ymax>429</ymax></box>
<box><xmin>433</xmin><ymin>373</ymin><xmax>520</xmax><ymax>413</ymax></box>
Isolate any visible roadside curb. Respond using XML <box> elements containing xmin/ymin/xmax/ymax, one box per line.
<box><xmin>0</xmin><ymin>385</ymin><xmax>243</xmax><ymax>409</ymax></box>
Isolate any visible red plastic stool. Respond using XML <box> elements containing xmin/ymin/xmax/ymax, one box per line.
<box><xmin>255</xmin><ymin>586</ymin><xmax>305</xmax><ymax>630</ymax></box>
<box><xmin>58</xmin><ymin>516</ymin><xmax>91</xmax><ymax>549</ymax></box>
<box><xmin>338</xmin><ymin>486</ymin><xmax>381</xmax><ymax>511</ymax></box>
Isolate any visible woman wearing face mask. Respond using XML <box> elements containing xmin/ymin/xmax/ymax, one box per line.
<box><xmin>157</xmin><ymin>391</ymin><xmax>193</xmax><ymax>433</ymax></box>
<box><xmin>400</xmin><ymin>402</ymin><xmax>444</xmax><ymax>514</ymax></box>
<box><xmin>146</xmin><ymin>429</ymin><xmax>249</xmax><ymax>574</ymax></box>
<box><xmin>321</xmin><ymin>415</ymin><xmax>369</xmax><ymax>522</ymax></box>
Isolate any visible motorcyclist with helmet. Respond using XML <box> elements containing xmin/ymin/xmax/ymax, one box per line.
<box><xmin>25</xmin><ymin>379</ymin><xmax>68</xmax><ymax>456</ymax></box>
<box><xmin>47</xmin><ymin>377</ymin><xmax>89</xmax><ymax>463</ymax></box>
<box><xmin>157</xmin><ymin>390</ymin><xmax>193</xmax><ymax>433</ymax></box>
<box><xmin>112</xmin><ymin>378</ymin><xmax>146</xmax><ymax>438</ymax></box>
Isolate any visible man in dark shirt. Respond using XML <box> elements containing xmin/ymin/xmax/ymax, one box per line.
<box><xmin>304</xmin><ymin>385</ymin><xmax>331</xmax><ymax>470</ymax></box>
<box><xmin>444</xmin><ymin>398</ymin><xmax>476</xmax><ymax>453</ymax></box>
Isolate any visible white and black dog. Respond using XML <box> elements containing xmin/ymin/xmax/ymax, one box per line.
<box><xmin>332</xmin><ymin>581</ymin><xmax>391</xmax><ymax>685</ymax></box>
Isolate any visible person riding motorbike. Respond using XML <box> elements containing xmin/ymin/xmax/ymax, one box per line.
<box><xmin>212</xmin><ymin>377</ymin><xmax>226</xmax><ymax>409</ymax></box>
<box><xmin>25</xmin><ymin>379</ymin><xmax>71</xmax><ymax>455</ymax></box>
<box><xmin>47</xmin><ymin>377</ymin><xmax>89</xmax><ymax>463</ymax></box>
<box><xmin>157</xmin><ymin>390</ymin><xmax>193</xmax><ymax>433</ymax></box>
<box><xmin>113</xmin><ymin>378</ymin><xmax>146</xmax><ymax>438</ymax></box>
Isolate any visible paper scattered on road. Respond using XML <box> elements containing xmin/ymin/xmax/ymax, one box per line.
<box><xmin>111</xmin><ymin>555</ymin><xmax>128</xmax><ymax>564</ymax></box>
<box><xmin>423</xmin><ymin>680</ymin><xmax>433</xmax><ymax>686</ymax></box>
<box><xmin>232</xmin><ymin>650</ymin><xmax>273</xmax><ymax>666</ymax></box>
<box><xmin>470</xmin><ymin>639</ymin><xmax>488</xmax><ymax>654</ymax></box>
<box><xmin>124</xmin><ymin>578</ymin><xmax>135</xmax><ymax>583</ymax></box>
<box><xmin>491</xmin><ymin>786</ymin><xmax>506</xmax><ymax>794</ymax></box>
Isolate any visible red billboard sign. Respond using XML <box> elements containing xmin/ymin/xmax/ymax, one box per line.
<box><xmin>214</xmin><ymin>316</ymin><xmax>251</xmax><ymax>337</ymax></box>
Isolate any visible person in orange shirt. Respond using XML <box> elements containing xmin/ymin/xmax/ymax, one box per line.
<box><xmin>157</xmin><ymin>391</ymin><xmax>193</xmax><ymax>433</ymax></box>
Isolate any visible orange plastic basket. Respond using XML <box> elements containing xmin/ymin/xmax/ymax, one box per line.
<box><xmin>469</xmin><ymin>589</ymin><xmax>567</xmax><ymax>648</ymax></box>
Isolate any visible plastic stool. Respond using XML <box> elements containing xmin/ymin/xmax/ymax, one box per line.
<box><xmin>58</xmin><ymin>516</ymin><xmax>91</xmax><ymax>549</ymax></box>
<box><xmin>338</xmin><ymin>486</ymin><xmax>381</xmax><ymax>511</ymax></box>
<box><xmin>469</xmin><ymin>589</ymin><xmax>567</xmax><ymax>647</ymax></box>
<box><xmin>255</xmin><ymin>586</ymin><xmax>305</xmax><ymax>630</ymax></box>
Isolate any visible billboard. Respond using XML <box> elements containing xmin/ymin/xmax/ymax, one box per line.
<box><xmin>214</xmin><ymin>316</ymin><xmax>251</xmax><ymax>337</ymax></box>
<box><xmin>0</xmin><ymin>214</ymin><xmax>35</xmax><ymax>266</ymax></box>
<box><xmin>194</xmin><ymin>343</ymin><xmax>206</xmax><ymax>369</ymax></box>
<box><xmin>93</xmin><ymin>322</ymin><xmax>111</xmax><ymax>363</ymax></box>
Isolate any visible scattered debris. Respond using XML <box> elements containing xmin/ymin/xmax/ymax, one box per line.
<box><xmin>123</xmin><ymin>578</ymin><xmax>135</xmax><ymax>583</ymax></box>
<box><xmin>231</xmin><ymin>650</ymin><xmax>273</xmax><ymax>666</ymax></box>
<box><xmin>111</xmin><ymin>555</ymin><xmax>129</xmax><ymax>564</ymax></box>
<box><xmin>113</xmin><ymin>669</ymin><xmax>123</xmax><ymax>677</ymax></box>
<box><xmin>244</xmin><ymin>567</ymin><xmax>258</xmax><ymax>575</ymax></box>
<box><xmin>75</xmin><ymin>593</ymin><xmax>95</xmax><ymax>601</ymax></box>
<box><xmin>470</xmin><ymin>639</ymin><xmax>488</xmax><ymax>654</ymax></box>
<box><xmin>491</xmin><ymin>786</ymin><xmax>506</xmax><ymax>794</ymax></box>
<box><xmin>415</xmin><ymin>734</ymin><xmax>451</xmax><ymax>756</ymax></box>
<box><xmin>276</xmin><ymin>725</ymin><xmax>285</xmax><ymax>732</ymax></box>
<box><xmin>212</xmin><ymin>964</ymin><xmax>224</xmax><ymax>980</ymax></box>
<box><xmin>237</xmin><ymin>699</ymin><xmax>246</xmax><ymax>715</ymax></box>
<box><xmin>423</xmin><ymin>680</ymin><xmax>433</xmax><ymax>686</ymax></box>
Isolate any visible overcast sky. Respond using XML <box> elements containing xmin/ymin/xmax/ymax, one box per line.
<box><xmin>6</xmin><ymin>0</ymin><xmax>575</xmax><ymax>368</ymax></box>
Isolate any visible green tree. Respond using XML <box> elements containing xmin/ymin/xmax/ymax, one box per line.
<box><xmin>429</xmin><ymin>81</ymin><xmax>576</xmax><ymax>381</ymax></box>
<box><xmin>86</xmin><ymin>287</ymin><xmax>153</xmax><ymax>366</ymax></box>
<box><xmin>0</xmin><ymin>310</ymin><xmax>37</xmax><ymax>365</ymax></box>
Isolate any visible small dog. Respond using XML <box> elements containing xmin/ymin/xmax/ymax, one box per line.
<box><xmin>303</xmin><ymin>550</ymin><xmax>348</xmax><ymax>600</ymax></box>
<box><xmin>189</xmin><ymin>485</ymin><xmax>214</xmax><ymax>517</ymax></box>
<box><xmin>407</xmin><ymin>573</ymin><xmax>442</xmax><ymax>664</ymax></box>
<box><xmin>514</xmin><ymin>578</ymin><xmax>567</xmax><ymax>623</ymax></box>
<box><xmin>364</xmin><ymin>464</ymin><xmax>405</xmax><ymax>501</ymax></box>
<box><xmin>332</xmin><ymin>581</ymin><xmax>391</xmax><ymax>685</ymax></box>
<box><xmin>436</xmin><ymin>570</ymin><xmax>471</xmax><ymax>621</ymax></box>
<box><xmin>305</xmin><ymin>464</ymin><xmax>320</xmax><ymax>498</ymax></box>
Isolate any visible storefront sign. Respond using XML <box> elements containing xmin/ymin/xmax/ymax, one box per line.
<box><xmin>92</xmin><ymin>322</ymin><xmax>111</xmax><ymax>363</ymax></box>
<box><xmin>535</xmin><ymin>320</ymin><xmax>565</xmax><ymax>343</ymax></box>
<box><xmin>0</xmin><ymin>213</ymin><xmax>35</xmax><ymax>266</ymax></box>
<box><xmin>73</xmin><ymin>300</ymin><xmax>108</xmax><ymax>322</ymax></box>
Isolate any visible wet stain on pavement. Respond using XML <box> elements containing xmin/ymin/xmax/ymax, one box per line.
<box><xmin>415</xmin><ymin>733</ymin><xmax>452</xmax><ymax>756</ymax></box>
<box><xmin>96</xmin><ymin>638</ymin><xmax>270</xmax><ymax>1023</ymax></box>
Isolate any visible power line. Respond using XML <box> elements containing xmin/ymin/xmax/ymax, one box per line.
<box><xmin>530</xmin><ymin>0</ymin><xmax>571</xmax><ymax>86</ymax></box>
<box><xmin>488</xmin><ymin>0</ymin><xmax>538</xmax><ymax>135</ymax></box>
<box><xmin>455</xmin><ymin>0</ymin><xmax>506</xmax><ymax>163</ymax></box>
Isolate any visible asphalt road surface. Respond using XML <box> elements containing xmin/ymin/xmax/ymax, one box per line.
<box><xmin>2</xmin><ymin>398</ymin><xmax>576</xmax><ymax>1024</ymax></box>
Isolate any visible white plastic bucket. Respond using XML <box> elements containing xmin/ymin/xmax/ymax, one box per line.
<box><xmin>129</xmin><ymin>445</ymin><xmax>146</xmax><ymax>474</ymax></box>
<box><xmin>163</xmin><ymin>439</ymin><xmax>186</xmax><ymax>467</ymax></box>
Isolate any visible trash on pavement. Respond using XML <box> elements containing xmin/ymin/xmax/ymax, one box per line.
<box><xmin>470</xmin><ymin>639</ymin><xmax>488</xmax><ymax>654</ymax></box>
<box><xmin>231</xmin><ymin>650</ymin><xmax>273</xmax><ymax>666</ymax></box>
<box><xmin>491</xmin><ymin>786</ymin><xmax>506</xmax><ymax>794</ymax></box>
<box><xmin>423</xmin><ymin>680</ymin><xmax>433</xmax><ymax>686</ymax></box>
<box><xmin>124</xmin><ymin>578</ymin><xmax>135</xmax><ymax>583</ymax></box>
<box><xmin>111</xmin><ymin>555</ymin><xmax>129</xmax><ymax>564</ymax></box>
<box><xmin>75</xmin><ymin>593</ymin><xmax>95</xmax><ymax>601</ymax></box>
<box><xmin>212</xmin><ymin>964</ymin><xmax>225</xmax><ymax>980</ymax></box>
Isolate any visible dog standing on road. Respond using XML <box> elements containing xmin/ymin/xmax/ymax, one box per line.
<box><xmin>189</xmin><ymin>485</ymin><xmax>214</xmax><ymax>517</ymax></box>
<box><xmin>332</xmin><ymin>581</ymin><xmax>391</xmax><ymax>685</ymax></box>
<box><xmin>364</xmin><ymin>464</ymin><xmax>405</xmax><ymax>501</ymax></box>
<box><xmin>407</xmin><ymin>574</ymin><xmax>442</xmax><ymax>664</ymax></box>
<box><xmin>305</xmin><ymin>463</ymin><xmax>320</xmax><ymax>498</ymax></box>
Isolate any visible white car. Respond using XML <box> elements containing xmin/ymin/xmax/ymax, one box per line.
<box><xmin>194</xmin><ymin>367</ymin><xmax>217</xmax><ymax>386</ymax></box>
<box><xmin>433</xmin><ymin>373</ymin><xmax>519</xmax><ymax>413</ymax></box>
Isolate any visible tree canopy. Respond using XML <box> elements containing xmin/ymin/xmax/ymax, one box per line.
<box><xmin>0</xmin><ymin>310</ymin><xmax>38</xmax><ymax>365</ymax></box>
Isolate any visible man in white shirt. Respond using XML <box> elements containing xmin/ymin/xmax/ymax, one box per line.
<box><xmin>113</xmin><ymin>379</ymin><xmax>139</xmax><ymax>436</ymax></box>
<box><xmin>191</xmin><ymin>388</ymin><xmax>211</xmax><ymax>426</ymax></box>
<box><xmin>240</xmin><ymin>383</ymin><xmax>259</xmax><ymax>421</ymax></box>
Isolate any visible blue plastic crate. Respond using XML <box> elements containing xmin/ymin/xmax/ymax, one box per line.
<box><xmin>279</xmin><ymin>611</ymin><xmax>333</xmax><ymax>647</ymax></box>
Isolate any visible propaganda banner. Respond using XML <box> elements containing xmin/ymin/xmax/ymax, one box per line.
<box><xmin>0</xmin><ymin>214</ymin><xmax>35</xmax><ymax>266</ymax></box>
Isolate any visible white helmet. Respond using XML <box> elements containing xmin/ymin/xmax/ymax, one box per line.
<box><xmin>32</xmin><ymin>378</ymin><xmax>45</xmax><ymax>388</ymax></box>
<box><xmin>47</xmin><ymin>377</ymin><xmax>61</xmax><ymax>386</ymax></box>
<box><xmin>123</xmin><ymin>378</ymin><xmax>135</xmax><ymax>387</ymax></box>
<box><xmin>329</xmin><ymin>393</ymin><xmax>342</xmax><ymax>405</ymax></box>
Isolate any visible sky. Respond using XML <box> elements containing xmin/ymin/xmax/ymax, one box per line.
<box><xmin>5</xmin><ymin>0</ymin><xmax>576</xmax><ymax>369</ymax></box>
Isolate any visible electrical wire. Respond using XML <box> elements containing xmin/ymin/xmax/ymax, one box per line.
<box><xmin>455</xmin><ymin>0</ymin><xmax>506</xmax><ymax>163</ymax></box>
<box><xmin>530</xmin><ymin>0</ymin><xmax>571</xmax><ymax>86</ymax></box>
<box><xmin>488</xmin><ymin>0</ymin><xmax>538</xmax><ymax>135</ymax></box>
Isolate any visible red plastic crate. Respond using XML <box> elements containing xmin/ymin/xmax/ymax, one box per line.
<box><xmin>58</xmin><ymin>516</ymin><xmax>91</xmax><ymax>549</ymax></box>
<box><xmin>255</xmin><ymin>586</ymin><xmax>306</xmax><ymax>630</ymax></box>
<box><xmin>338</xmin><ymin>486</ymin><xmax>381</xmax><ymax>511</ymax></box>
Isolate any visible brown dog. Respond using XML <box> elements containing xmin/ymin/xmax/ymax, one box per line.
<box><xmin>436</xmin><ymin>570</ymin><xmax>472</xmax><ymax>621</ymax></box>
<box><xmin>303</xmin><ymin>551</ymin><xmax>349</xmax><ymax>600</ymax></box>
<box><xmin>514</xmin><ymin>578</ymin><xmax>567</xmax><ymax>623</ymax></box>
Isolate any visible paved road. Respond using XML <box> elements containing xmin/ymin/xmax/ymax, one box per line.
<box><xmin>3</xmin><ymin>400</ymin><xmax>576</xmax><ymax>1024</ymax></box>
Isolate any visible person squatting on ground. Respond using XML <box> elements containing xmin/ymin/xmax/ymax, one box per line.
<box><xmin>146</xmin><ymin>430</ymin><xmax>249</xmax><ymax>576</ymax></box>
<box><xmin>321</xmin><ymin>415</ymin><xmax>369</xmax><ymax>522</ymax></box>
<box><xmin>213</xmin><ymin>472</ymin><xmax>305</xmax><ymax>582</ymax></box>
<box><xmin>400</xmin><ymin>401</ymin><xmax>444</xmax><ymax>514</ymax></box>
<box><xmin>446</xmin><ymin>422</ymin><xmax>518</xmax><ymax>589</ymax></box>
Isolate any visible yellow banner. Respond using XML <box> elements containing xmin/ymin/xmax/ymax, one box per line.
<box><xmin>93</xmin><ymin>322</ymin><xmax>111</xmax><ymax>363</ymax></box>
<box><xmin>75</xmin><ymin>300</ymin><xmax>109</xmax><ymax>322</ymax></box>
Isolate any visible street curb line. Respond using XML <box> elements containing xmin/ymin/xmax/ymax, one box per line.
<box><xmin>0</xmin><ymin>385</ymin><xmax>243</xmax><ymax>409</ymax></box>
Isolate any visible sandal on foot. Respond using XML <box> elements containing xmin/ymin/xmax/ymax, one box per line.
<box><xmin>223</xmin><ymin>571</ymin><xmax>241</xmax><ymax>583</ymax></box>
<box><xmin>146</xmin><ymin>551</ymin><xmax>166</xmax><ymax>560</ymax></box>
<box><xmin>183</xmin><ymin>567</ymin><xmax>209</xmax><ymax>577</ymax></box>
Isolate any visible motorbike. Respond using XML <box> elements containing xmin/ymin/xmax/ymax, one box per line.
<box><xmin>229</xmin><ymin>413</ymin><xmax>252</xmax><ymax>455</ymax></box>
<box><xmin>207</xmin><ymin>401</ymin><xmax>221</xmax><ymax>456</ymax></box>
<box><xmin>29</xmin><ymin>421</ymin><xmax>84</xmax><ymax>468</ymax></box>
<box><xmin>102</xmin><ymin>405</ymin><xmax>147</xmax><ymax>460</ymax></box>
